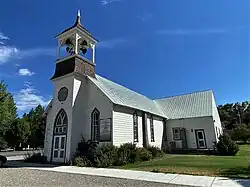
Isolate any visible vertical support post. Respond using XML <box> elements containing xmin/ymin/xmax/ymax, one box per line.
<box><xmin>75</xmin><ymin>33</ymin><xmax>79</xmax><ymax>55</ymax></box>
<box><xmin>57</xmin><ymin>40</ymin><xmax>61</xmax><ymax>60</ymax></box>
<box><xmin>92</xmin><ymin>44</ymin><xmax>96</xmax><ymax>64</ymax></box>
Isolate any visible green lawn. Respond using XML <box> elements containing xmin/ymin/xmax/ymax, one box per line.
<box><xmin>119</xmin><ymin>145</ymin><xmax>250</xmax><ymax>179</ymax></box>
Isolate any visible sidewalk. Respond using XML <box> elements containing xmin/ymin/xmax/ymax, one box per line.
<box><xmin>6</xmin><ymin>155</ymin><xmax>25</xmax><ymax>161</ymax></box>
<box><xmin>26</xmin><ymin>165</ymin><xmax>250</xmax><ymax>187</ymax></box>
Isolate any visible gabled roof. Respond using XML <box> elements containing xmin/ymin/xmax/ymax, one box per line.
<box><xmin>88</xmin><ymin>75</ymin><xmax>166</xmax><ymax>118</ymax></box>
<box><xmin>43</xmin><ymin>99</ymin><xmax>52</xmax><ymax>117</ymax></box>
<box><xmin>44</xmin><ymin>74</ymin><xmax>214</xmax><ymax>120</ymax></box>
<box><xmin>56</xmin><ymin>12</ymin><xmax>99</xmax><ymax>42</ymax></box>
<box><xmin>154</xmin><ymin>90</ymin><xmax>213</xmax><ymax>119</ymax></box>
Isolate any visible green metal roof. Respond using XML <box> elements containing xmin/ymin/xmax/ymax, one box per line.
<box><xmin>88</xmin><ymin>75</ymin><xmax>166</xmax><ymax>117</ymax></box>
<box><xmin>45</xmin><ymin>75</ymin><xmax>214</xmax><ymax>120</ymax></box>
<box><xmin>154</xmin><ymin>90</ymin><xmax>213</xmax><ymax>119</ymax></box>
<box><xmin>88</xmin><ymin>75</ymin><xmax>214</xmax><ymax>119</ymax></box>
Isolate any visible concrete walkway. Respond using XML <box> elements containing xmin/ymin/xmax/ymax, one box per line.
<box><xmin>6</xmin><ymin>155</ymin><xmax>25</xmax><ymax>161</ymax></box>
<box><xmin>25</xmin><ymin>166</ymin><xmax>250</xmax><ymax>187</ymax></box>
<box><xmin>5</xmin><ymin>156</ymin><xmax>250</xmax><ymax>187</ymax></box>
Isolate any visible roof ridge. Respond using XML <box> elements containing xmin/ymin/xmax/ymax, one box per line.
<box><xmin>96</xmin><ymin>74</ymin><xmax>154</xmax><ymax>102</ymax></box>
<box><xmin>154</xmin><ymin>89</ymin><xmax>213</xmax><ymax>101</ymax></box>
<box><xmin>93</xmin><ymin>74</ymin><xmax>166</xmax><ymax>117</ymax></box>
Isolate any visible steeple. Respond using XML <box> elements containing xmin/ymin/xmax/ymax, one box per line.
<box><xmin>74</xmin><ymin>10</ymin><xmax>81</xmax><ymax>26</ymax></box>
<box><xmin>51</xmin><ymin>10</ymin><xmax>98</xmax><ymax>80</ymax></box>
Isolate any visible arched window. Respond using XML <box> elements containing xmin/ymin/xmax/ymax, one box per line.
<box><xmin>91</xmin><ymin>108</ymin><xmax>100</xmax><ymax>141</ymax></box>
<box><xmin>54</xmin><ymin>109</ymin><xmax>68</xmax><ymax>135</ymax></box>
<box><xmin>133</xmin><ymin>111</ymin><xmax>138</xmax><ymax>143</ymax></box>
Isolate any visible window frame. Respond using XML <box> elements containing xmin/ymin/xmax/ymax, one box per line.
<box><xmin>133</xmin><ymin>111</ymin><xmax>139</xmax><ymax>143</ymax></box>
<box><xmin>91</xmin><ymin>108</ymin><xmax>100</xmax><ymax>142</ymax></box>
<box><xmin>172</xmin><ymin>127</ymin><xmax>181</xmax><ymax>140</ymax></box>
<box><xmin>54</xmin><ymin>109</ymin><xmax>68</xmax><ymax>135</ymax></box>
<box><xmin>150</xmin><ymin>115</ymin><xmax>155</xmax><ymax>142</ymax></box>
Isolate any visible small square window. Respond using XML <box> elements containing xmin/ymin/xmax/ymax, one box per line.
<box><xmin>173</xmin><ymin>128</ymin><xmax>181</xmax><ymax>140</ymax></box>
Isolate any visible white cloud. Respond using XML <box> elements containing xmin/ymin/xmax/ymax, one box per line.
<box><xmin>0</xmin><ymin>46</ymin><xmax>19</xmax><ymax>63</ymax></box>
<box><xmin>24</xmin><ymin>81</ymin><xmax>32</xmax><ymax>87</ymax></box>
<box><xmin>14</xmin><ymin>82</ymin><xmax>51</xmax><ymax>112</ymax></box>
<box><xmin>100</xmin><ymin>0</ymin><xmax>122</xmax><ymax>5</ymax></box>
<box><xmin>18</xmin><ymin>68</ymin><xmax>35</xmax><ymax>76</ymax></box>
<box><xmin>156</xmin><ymin>28</ymin><xmax>229</xmax><ymax>35</ymax></box>
<box><xmin>18</xmin><ymin>47</ymin><xmax>56</xmax><ymax>58</ymax></box>
<box><xmin>0</xmin><ymin>32</ymin><xmax>9</xmax><ymax>40</ymax></box>
<box><xmin>0</xmin><ymin>46</ymin><xmax>55</xmax><ymax>64</ymax></box>
<box><xmin>0</xmin><ymin>31</ymin><xmax>55</xmax><ymax>64</ymax></box>
<box><xmin>97</xmin><ymin>38</ymin><xmax>128</xmax><ymax>49</ymax></box>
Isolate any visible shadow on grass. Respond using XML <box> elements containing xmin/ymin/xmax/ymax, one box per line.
<box><xmin>218</xmin><ymin>166</ymin><xmax>250</xmax><ymax>187</ymax></box>
<box><xmin>220</xmin><ymin>166</ymin><xmax>250</xmax><ymax>179</ymax></box>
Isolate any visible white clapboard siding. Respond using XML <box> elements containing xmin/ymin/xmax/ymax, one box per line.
<box><xmin>113</xmin><ymin>105</ymin><xmax>143</xmax><ymax>147</ymax></box>
<box><xmin>147</xmin><ymin>116</ymin><xmax>164</xmax><ymax>148</ymax></box>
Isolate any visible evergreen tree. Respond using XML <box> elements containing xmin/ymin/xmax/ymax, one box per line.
<box><xmin>0</xmin><ymin>81</ymin><xmax>17</xmax><ymax>150</ymax></box>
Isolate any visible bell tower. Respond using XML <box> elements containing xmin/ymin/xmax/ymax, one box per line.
<box><xmin>48</xmin><ymin>11</ymin><xmax>99</xmax><ymax>163</ymax></box>
<box><xmin>51</xmin><ymin>10</ymin><xmax>98</xmax><ymax>80</ymax></box>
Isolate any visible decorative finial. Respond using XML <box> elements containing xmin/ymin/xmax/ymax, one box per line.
<box><xmin>77</xmin><ymin>9</ymin><xmax>81</xmax><ymax>18</ymax></box>
<box><xmin>75</xmin><ymin>9</ymin><xmax>81</xmax><ymax>25</ymax></box>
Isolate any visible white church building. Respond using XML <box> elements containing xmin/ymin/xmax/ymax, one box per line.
<box><xmin>43</xmin><ymin>12</ymin><xmax>223</xmax><ymax>163</ymax></box>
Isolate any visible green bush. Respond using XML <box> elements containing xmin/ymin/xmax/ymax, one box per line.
<box><xmin>73</xmin><ymin>156</ymin><xmax>92</xmax><ymax>167</ymax></box>
<box><xmin>136</xmin><ymin>147</ymin><xmax>152</xmax><ymax>161</ymax></box>
<box><xmin>73</xmin><ymin>140</ymin><xmax>165</xmax><ymax>168</ymax></box>
<box><xmin>216</xmin><ymin>133</ymin><xmax>239</xmax><ymax>156</ymax></box>
<box><xmin>147</xmin><ymin>146</ymin><xmax>164</xmax><ymax>158</ymax></box>
<box><xmin>115</xmin><ymin>143</ymin><xmax>137</xmax><ymax>166</ymax></box>
<box><xmin>96</xmin><ymin>144</ymin><xmax>117</xmax><ymax>168</ymax></box>
<box><xmin>75</xmin><ymin>137</ymin><xmax>99</xmax><ymax>166</ymax></box>
<box><xmin>232</xmin><ymin>124</ymin><xmax>250</xmax><ymax>143</ymax></box>
<box><xmin>24</xmin><ymin>152</ymin><xmax>47</xmax><ymax>164</ymax></box>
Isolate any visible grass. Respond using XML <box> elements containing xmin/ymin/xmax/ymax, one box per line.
<box><xmin>119</xmin><ymin>145</ymin><xmax>250</xmax><ymax>179</ymax></box>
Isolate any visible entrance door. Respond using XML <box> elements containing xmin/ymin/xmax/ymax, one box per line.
<box><xmin>195</xmin><ymin>130</ymin><xmax>206</xmax><ymax>149</ymax></box>
<box><xmin>52</xmin><ymin>135</ymin><xmax>66</xmax><ymax>162</ymax></box>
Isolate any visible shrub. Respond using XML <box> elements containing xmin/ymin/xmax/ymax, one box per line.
<box><xmin>115</xmin><ymin>143</ymin><xmax>137</xmax><ymax>166</ymax></box>
<box><xmin>24</xmin><ymin>152</ymin><xmax>47</xmax><ymax>164</ymax></box>
<box><xmin>232</xmin><ymin>124</ymin><xmax>250</xmax><ymax>143</ymax></box>
<box><xmin>0</xmin><ymin>155</ymin><xmax>7</xmax><ymax>167</ymax></box>
<box><xmin>96</xmin><ymin>144</ymin><xmax>117</xmax><ymax>168</ymax></box>
<box><xmin>216</xmin><ymin>133</ymin><xmax>239</xmax><ymax>156</ymax></box>
<box><xmin>75</xmin><ymin>137</ymin><xmax>99</xmax><ymax>166</ymax></box>
<box><xmin>73</xmin><ymin>156</ymin><xmax>92</xmax><ymax>167</ymax></box>
<box><xmin>147</xmin><ymin>146</ymin><xmax>164</xmax><ymax>158</ymax></box>
<box><xmin>136</xmin><ymin>147</ymin><xmax>152</xmax><ymax>161</ymax></box>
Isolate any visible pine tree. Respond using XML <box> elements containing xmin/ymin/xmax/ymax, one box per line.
<box><xmin>0</xmin><ymin>81</ymin><xmax>17</xmax><ymax>150</ymax></box>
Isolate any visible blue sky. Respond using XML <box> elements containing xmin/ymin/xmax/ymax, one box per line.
<box><xmin>0</xmin><ymin>0</ymin><xmax>249</xmax><ymax>114</ymax></box>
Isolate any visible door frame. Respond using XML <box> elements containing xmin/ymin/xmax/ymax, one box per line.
<box><xmin>50</xmin><ymin>109</ymin><xmax>68</xmax><ymax>163</ymax></box>
<box><xmin>195</xmin><ymin>129</ymin><xmax>207</xmax><ymax>149</ymax></box>
<box><xmin>52</xmin><ymin>135</ymin><xmax>67</xmax><ymax>163</ymax></box>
